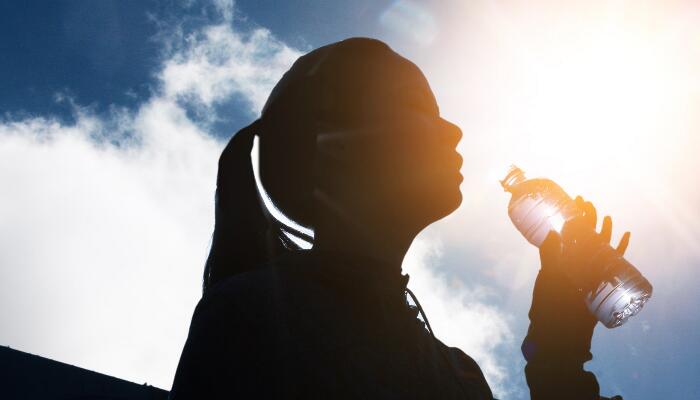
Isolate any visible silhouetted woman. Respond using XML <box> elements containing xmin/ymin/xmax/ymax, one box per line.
<box><xmin>170</xmin><ymin>38</ymin><xmax>626</xmax><ymax>399</ymax></box>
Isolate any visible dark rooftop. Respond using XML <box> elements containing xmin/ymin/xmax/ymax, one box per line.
<box><xmin>0</xmin><ymin>346</ymin><xmax>168</xmax><ymax>400</ymax></box>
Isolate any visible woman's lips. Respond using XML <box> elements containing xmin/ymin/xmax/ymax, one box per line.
<box><xmin>433</xmin><ymin>149</ymin><xmax>463</xmax><ymax>183</ymax></box>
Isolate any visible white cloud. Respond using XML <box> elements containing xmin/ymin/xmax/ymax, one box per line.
<box><xmin>379</xmin><ymin>1</ymin><xmax>438</xmax><ymax>46</ymax></box>
<box><xmin>161</xmin><ymin>24</ymin><xmax>300</xmax><ymax>113</ymax></box>
<box><xmin>212</xmin><ymin>0</ymin><xmax>235</xmax><ymax>23</ymax></box>
<box><xmin>0</xmin><ymin>2</ymin><xmax>514</xmax><ymax>394</ymax></box>
<box><xmin>0</xmin><ymin>98</ymin><xmax>220</xmax><ymax>388</ymax></box>
<box><xmin>0</xmin><ymin>10</ymin><xmax>300</xmax><ymax>389</ymax></box>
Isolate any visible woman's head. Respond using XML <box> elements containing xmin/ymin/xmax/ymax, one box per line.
<box><xmin>258</xmin><ymin>38</ymin><xmax>462</xmax><ymax>239</ymax></box>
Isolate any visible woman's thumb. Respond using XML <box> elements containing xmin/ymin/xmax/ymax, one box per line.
<box><xmin>539</xmin><ymin>230</ymin><xmax>562</xmax><ymax>271</ymax></box>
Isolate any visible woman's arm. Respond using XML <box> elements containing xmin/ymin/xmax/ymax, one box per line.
<box><xmin>521</xmin><ymin>231</ymin><xmax>601</xmax><ymax>399</ymax></box>
<box><xmin>522</xmin><ymin>198</ymin><xmax>627</xmax><ymax>400</ymax></box>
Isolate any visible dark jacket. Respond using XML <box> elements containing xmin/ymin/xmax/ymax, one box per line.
<box><xmin>171</xmin><ymin>250</ymin><xmax>492</xmax><ymax>399</ymax></box>
<box><xmin>170</xmin><ymin>250</ymin><xmax>613</xmax><ymax>399</ymax></box>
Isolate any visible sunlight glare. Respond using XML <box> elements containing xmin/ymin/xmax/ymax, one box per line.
<box><xmin>424</xmin><ymin>1</ymin><xmax>700</xmax><ymax>264</ymax></box>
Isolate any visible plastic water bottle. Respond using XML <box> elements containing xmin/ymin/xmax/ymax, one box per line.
<box><xmin>501</xmin><ymin>165</ymin><xmax>653</xmax><ymax>328</ymax></box>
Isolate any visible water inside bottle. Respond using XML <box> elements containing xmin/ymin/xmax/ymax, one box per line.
<box><xmin>501</xmin><ymin>166</ymin><xmax>581</xmax><ymax>247</ymax></box>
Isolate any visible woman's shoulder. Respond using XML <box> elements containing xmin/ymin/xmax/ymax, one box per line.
<box><xmin>435</xmin><ymin>340</ymin><xmax>494</xmax><ymax>399</ymax></box>
<box><xmin>198</xmin><ymin>251</ymin><xmax>320</xmax><ymax>312</ymax></box>
<box><xmin>185</xmin><ymin>252</ymin><xmax>330</xmax><ymax>358</ymax></box>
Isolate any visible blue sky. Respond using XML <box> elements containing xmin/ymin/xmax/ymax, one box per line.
<box><xmin>1</xmin><ymin>1</ymin><xmax>699</xmax><ymax>399</ymax></box>
<box><xmin>0</xmin><ymin>0</ymin><xmax>386</xmax><ymax>134</ymax></box>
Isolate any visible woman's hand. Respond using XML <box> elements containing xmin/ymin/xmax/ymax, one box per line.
<box><xmin>536</xmin><ymin>196</ymin><xmax>630</xmax><ymax>308</ymax></box>
<box><xmin>524</xmin><ymin>196</ymin><xmax>631</xmax><ymax>362</ymax></box>
<box><xmin>542</xmin><ymin>196</ymin><xmax>631</xmax><ymax>295</ymax></box>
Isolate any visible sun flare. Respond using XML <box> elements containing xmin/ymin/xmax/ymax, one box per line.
<box><xmin>420</xmin><ymin>1</ymin><xmax>700</xmax><ymax>256</ymax></box>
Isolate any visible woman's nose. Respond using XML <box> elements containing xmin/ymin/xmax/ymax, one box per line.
<box><xmin>440</xmin><ymin>118</ymin><xmax>462</xmax><ymax>146</ymax></box>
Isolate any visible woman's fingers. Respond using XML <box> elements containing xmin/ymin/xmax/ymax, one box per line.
<box><xmin>592</xmin><ymin>213</ymin><xmax>630</xmax><ymax>255</ymax></box>
<box><xmin>574</xmin><ymin>196</ymin><xmax>585</xmax><ymax>225</ymax></box>
<box><xmin>575</xmin><ymin>196</ymin><xmax>597</xmax><ymax>230</ymax></box>
<box><xmin>617</xmin><ymin>231</ymin><xmax>631</xmax><ymax>255</ymax></box>
<box><xmin>572</xmin><ymin>196</ymin><xmax>631</xmax><ymax>255</ymax></box>
<box><xmin>601</xmin><ymin>215</ymin><xmax>612</xmax><ymax>244</ymax></box>
<box><xmin>584</xmin><ymin>201</ymin><xmax>597</xmax><ymax>230</ymax></box>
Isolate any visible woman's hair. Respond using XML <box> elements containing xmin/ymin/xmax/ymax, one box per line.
<box><xmin>203</xmin><ymin>38</ymin><xmax>423</xmax><ymax>294</ymax></box>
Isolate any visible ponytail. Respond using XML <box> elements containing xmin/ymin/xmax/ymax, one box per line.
<box><xmin>202</xmin><ymin>120</ymin><xmax>310</xmax><ymax>295</ymax></box>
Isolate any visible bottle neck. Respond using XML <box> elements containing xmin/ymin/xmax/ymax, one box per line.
<box><xmin>501</xmin><ymin>166</ymin><xmax>527</xmax><ymax>192</ymax></box>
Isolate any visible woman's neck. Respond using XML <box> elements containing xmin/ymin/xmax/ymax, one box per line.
<box><xmin>313</xmin><ymin>222</ymin><xmax>416</xmax><ymax>274</ymax></box>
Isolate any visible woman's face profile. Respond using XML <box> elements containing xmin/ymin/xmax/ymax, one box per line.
<box><xmin>315</xmin><ymin>67</ymin><xmax>463</xmax><ymax>233</ymax></box>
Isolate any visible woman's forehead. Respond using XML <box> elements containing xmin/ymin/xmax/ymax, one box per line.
<box><xmin>361</xmin><ymin>53</ymin><xmax>437</xmax><ymax>109</ymax></box>
<box><xmin>263</xmin><ymin>38</ymin><xmax>439</xmax><ymax>123</ymax></box>
<box><xmin>393</xmin><ymin>78</ymin><xmax>439</xmax><ymax>116</ymax></box>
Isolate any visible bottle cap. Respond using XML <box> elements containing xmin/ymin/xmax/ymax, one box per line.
<box><xmin>500</xmin><ymin>165</ymin><xmax>527</xmax><ymax>192</ymax></box>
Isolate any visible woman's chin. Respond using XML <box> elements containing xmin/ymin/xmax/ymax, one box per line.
<box><xmin>447</xmin><ymin>186</ymin><xmax>463</xmax><ymax>213</ymax></box>
<box><xmin>429</xmin><ymin>185</ymin><xmax>463</xmax><ymax>221</ymax></box>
